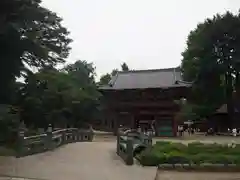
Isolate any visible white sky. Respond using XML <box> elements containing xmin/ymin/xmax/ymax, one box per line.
<box><xmin>42</xmin><ymin>0</ymin><xmax>240</xmax><ymax>78</ymax></box>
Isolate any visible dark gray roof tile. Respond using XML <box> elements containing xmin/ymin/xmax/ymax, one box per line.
<box><xmin>99</xmin><ymin>67</ymin><xmax>189</xmax><ymax>90</ymax></box>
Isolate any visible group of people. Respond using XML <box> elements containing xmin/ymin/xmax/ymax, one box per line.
<box><xmin>205</xmin><ymin>127</ymin><xmax>239</xmax><ymax>137</ymax></box>
<box><xmin>178</xmin><ymin>125</ymin><xmax>198</xmax><ymax>137</ymax></box>
<box><xmin>228</xmin><ymin>128</ymin><xmax>239</xmax><ymax>137</ymax></box>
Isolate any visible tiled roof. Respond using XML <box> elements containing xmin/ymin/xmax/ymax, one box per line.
<box><xmin>99</xmin><ymin>67</ymin><xmax>190</xmax><ymax>90</ymax></box>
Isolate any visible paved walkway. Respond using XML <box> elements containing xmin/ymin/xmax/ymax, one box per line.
<box><xmin>0</xmin><ymin>176</ymin><xmax>37</xmax><ymax>180</ymax></box>
<box><xmin>155</xmin><ymin>171</ymin><xmax>240</xmax><ymax>180</ymax></box>
<box><xmin>1</xmin><ymin>135</ymin><xmax>240</xmax><ymax>180</ymax></box>
<box><xmin>0</xmin><ymin>142</ymin><xmax>156</xmax><ymax>180</ymax></box>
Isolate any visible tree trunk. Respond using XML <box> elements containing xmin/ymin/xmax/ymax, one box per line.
<box><xmin>235</xmin><ymin>72</ymin><xmax>240</xmax><ymax>95</ymax></box>
<box><xmin>225</xmin><ymin>73</ymin><xmax>234</xmax><ymax>128</ymax></box>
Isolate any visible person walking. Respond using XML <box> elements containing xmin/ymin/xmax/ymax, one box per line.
<box><xmin>178</xmin><ymin>125</ymin><xmax>183</xmax><ymax>137</ymax></box>
<box><xmin>188</xmin><ymin>127</ymin><xmax>191</xmax><ymax>136</ymax></box>
<box><xmin>233</xmin><ymin>128</ymin><xmax>237</xmax><ymax>137</ymax></box>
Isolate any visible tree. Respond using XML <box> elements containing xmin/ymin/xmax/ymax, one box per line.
<box><xmin>121</xmin><ymin>62</ymin><xmax>129</xmax><ymax>71</ymax></box>
<box><xmin>98</xmin><ymin>62</ymin><xmax>130</xmax><ymax>85</ymax></box>
<box><xmin>99</xmin><ymin>73</ymin><xmax>111</xmax><ymax>85</ymax></box>
<box><xmin>181</xmin><ymin>11</ymin><xmax>240</xmax><ymax>124</ymax></box>
<box><xmin>111</xmin><ymin>69</ymin><xmax>118</xmax><ymax>76</ymax></box>
<box><xmin>98</xmin><ymin>68</ymin><xmax>118</xmax><ymax>86</ymax></box>
<box><xmin>17</xmin><ymin>60</ymin><xmax>100</xmax><ymax>129</ymax></box>
<box><xmin>0</xmin><ymin>0</ymin><xmax>72</xmax><ymax>104</ymax></box>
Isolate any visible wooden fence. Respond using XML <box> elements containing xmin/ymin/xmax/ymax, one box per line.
<box><xmin>17</xmin><ymin>128</ymin><xmax>94</xmax><ymax>157</ymax></box>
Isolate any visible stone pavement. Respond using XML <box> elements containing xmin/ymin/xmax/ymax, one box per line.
<box><xmin>0</xmin><ymin>176</ymin><xmax>38</xmax><ymax>180</ymax></box>
<box><xmin>0</xmin><ymin>142</ymin><xmax>156</xmax><ymax>180</ymax></box>
<box><xmin>1</xmin><ymin>135</ymin><xmax>240</xmax><ymax>180</ymax></box>
<box><xmin>155</xmin><ymin>171</ymin><xmax>240</xmax><ymax>180</ymax></box>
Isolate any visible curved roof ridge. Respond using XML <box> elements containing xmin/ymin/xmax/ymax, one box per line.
<box><xmin>99</xmin><ymin>66</ymin><xmax>189</xmax><ymax>90</ymax></box>
<box><xmin>118</xmin><ymin>67</ymin><xmax>180</xmax><ymax>74</ymax></box>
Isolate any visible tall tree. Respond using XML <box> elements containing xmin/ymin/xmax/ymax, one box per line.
<box><xmin>181</xmin><ymin>11</ymin><xmax>240</xmax><ymax>125</ymax></box>
<box><xmin>18</xmin><ymin>61</ymin><xmax>100</xmax><ymax>129</ymax></box>
<box><xmin>121</xmin><ymin>62</ymin><xmax>129</xmax><ymax>71</ymax></box>
<box><xmin>63</xmin><ymin>60</ymin><xmax>100</xmax><ymax>125</ymax></box>
<box><xmin>99</xmin><ymin>73</ymin><xmax>111</xmax><ymax>85</ymax></box>
<box><xmin>98</xmin><ymin>62</ymin><xmax>130</xmax><ymax>85</ymax></box>
<box><xmin>98</xmin><ymin>69</ymin><xmax>118</xmax><ymax>85</ymax></box>
<box><xmin>0</xmin><ymin>0</ymin><xmax>72</xmax><ymax>103</ymax></box>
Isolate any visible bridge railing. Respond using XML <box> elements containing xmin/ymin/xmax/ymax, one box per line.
<box><xmin>17</xmin><ymin>127</ymin><xmax>94</xmax><ymax>157</ymax></box>
<box><xmin>116</xmin><ymin>128</ymin><xmax>152</xmax><ymax>165</ymax></box>
<box><xmin>117</xmin><ymin>133</ymin><xmax>134</xmax><ymax>165</ymax></box>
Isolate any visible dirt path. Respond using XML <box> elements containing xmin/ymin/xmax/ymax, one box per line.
<box><xmin>0</xmin><ymin>142</ymin><xmax>156</xmax><ymax>180</ymax></box>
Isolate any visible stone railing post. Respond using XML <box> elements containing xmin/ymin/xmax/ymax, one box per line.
<box><xmin>70</xmin><ymin>130</ymin><xmax>74</xmax><ymax>143</ymax></box>
<box><xmin>16</xmin><ymin>129</ymin><xmax>25</xmax><ymax>158</ymax></box>
<box><xmin>126</xmin><ymin>138</ymin><xmax>134</xmax><ymax>165</ymax></box>
<box><xmin>89</xmin><ymin>125</ymin><xmax>94</xmax><ymax>141</ymax></box>
<box><xmin>46</xmin><ymin>124</ymin><xmax>53</xmax><ymax>150</ymax></box>
<box><xmin>77</xmin><ymin>130</ymin><xmax>81</xmax><ymax>141</ymax></box>
<box><xmin>116</xmin><ymin>131</ymin><xmax>120</xmax><ymax>155</ymax></box>
<box><xmin>62</xmin><ymin>130</ymin><xmax>66</xmax><ymax>144</ymax></box>
<box><xmin>73</xmin><ymin>130</ymin><xmax>77</xmax><ymax>142</ymax></box>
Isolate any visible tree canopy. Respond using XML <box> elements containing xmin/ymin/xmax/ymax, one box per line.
<box><xmin>181</xmin><ymin>11</ymin><xmax>240</xmax><ymax>122</ymax></box>
<box><xmin>14</xmin><ymin>60</ymin><xmax>100</xmax><ymax>129</ymax></box>
<box><xmin>121</xmin><ymin>62</ymin><xmax>129</xmax><ymax>71</ymax></box>
<box><xmin>98</xmin><ymin>62</ymin><xmax>130</xmax><ymax>85</ymax></box>
<box><xmin>0</xmin><ymin>0</ymin><xmax>72</xmax><ymax>104</ymax></box>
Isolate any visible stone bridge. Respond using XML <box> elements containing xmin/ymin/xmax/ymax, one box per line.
<box><xmin>0</xmin><ymin>142</ymin><xmax>156</xmax><ymax>180</ymax></box>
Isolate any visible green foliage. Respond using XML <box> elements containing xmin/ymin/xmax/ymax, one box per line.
<box><xmin>98</xmin><ymin>62</ymin><xmax>130</xmax><ymax>85</ymax></box>
<box><xmin>0</xmin><ymin>105</ymin><xmax>19</xmax><ymax>145</ymax></box>
<box><xmin>138</xmin><ymin>141</ymin><xmax>240</xmax><ymax>166</ymax></box>
<box><xmin>111</xmin><ymin>69</ymin><xmax>118</xmax><ymax>76</ymax></box>
<box><xmin>17</xmin><ymin>60</ymin><xmax>100</xmax><ymax>129</ymax></box>
<box><xmin>138</xmin><ymin>147</ymin><xmax>166</xmax><ymax>166</ymax></box>
<box><xmin>181</xmin><ymin>11</ymin><xmax>240</xmax><ymax>119</ymax></box>
<box><xmin>99</xmin><ymin>73</ymin><xmax>111</xmax><ymax>85</ymax></box>
<box><xmin>0</xmin><ymin>0</ymin><xmax>72</xmax><ymax>104</ymax></box>
<box><xmin>121</xmin><ymin>62</ymin><xmax>129</xmax><ymax>71</ymax></box>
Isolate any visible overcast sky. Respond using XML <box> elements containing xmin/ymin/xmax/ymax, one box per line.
<box><xmin>42</xmin><ymin>0</ymin><xmax>239</xmax><ymax>78</ymax></box>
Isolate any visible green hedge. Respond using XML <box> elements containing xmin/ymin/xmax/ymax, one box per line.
<box><xmin>138</xmin><ymin>141</ymin><xmax>240</xmax><ymax>166</ymax></box>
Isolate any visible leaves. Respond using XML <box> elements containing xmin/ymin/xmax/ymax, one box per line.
<box><xmin>17</xmin><ymin>61</ymin><xmax>100</xmax><ymax>128</ymax></box>
<box><xmin>0</xmin><ymin>0</ymin><xmax>72</xmax><ymax>104</ymax></box>
<box><xmin>181</xmin><ymin>11</ymin><xmax>240</xmax><ymax>118</ymax></box>
<box><xmin>121</xmin><ymin>62</ymin><xmax>129</xmax><ymax>71</ymax></box>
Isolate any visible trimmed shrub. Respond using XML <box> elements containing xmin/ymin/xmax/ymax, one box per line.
<box><xmin>190</xmin><ymin>153</ymin><xmax>210</xmax><ymax>164</ymax></box>
<box><xmin>209</xmin><ymin>154</ymin><xmax>234</xmax><ymax>164</ymax></box>
<box><xmin>137</xmin><ymin>141</ymin><xmax>240</xmax><ymax>167</ymax></box>
<box><xmin>155</xmin><ymin>141</ymin><xmax>171</xmax><ymax>146</ymax></box>
<box><xmin>138</xmin><ymin>151</ymin><xmax>160</xmax><ymax>166</ymax></box>
<box><xmin>166</xmin><ymin>151</ymin><xmax>190</xmax><ymax>164</ymax></box>
<box><xmin>153</xmin><ymin>142</ymin><xmax>187</xmax><ymax>153</ymax></box>
<box><xmin>232</xmin><ymin>155</ymin><xmax>240</xmax><ymax>165</ymax></box>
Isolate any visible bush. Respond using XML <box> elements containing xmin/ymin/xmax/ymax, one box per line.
<box><xmin>154</xmin><ymin>142</ymin><xmax>187</xmax><ymax>153</ymax></box>
<box><xmin>138</xmin><ymin>147</ymin><xmax>167</xmax><ymax>166</ymax></box>
<box><xmin>138</xmin><ymin>151</ymin><xmax>160</xmax><ymax>166</ymax></box>
<box><xmin>232</xmin><ymin>155</ymin><xmax>240</xmax><ymax>165</ymax></box>
<box><xmin>189</xmin><ymin>153</ymin><xmax>210</xmax><ymax>164</ymax></box>
<box><xmin>155</xmin><ymin>141</ymin><xmax>171</xmax><ymax>146</ymax></box>
<box><xmin>166</xmin><ymin>151</ymin><xmax>190</xmax><ymax>164</ymax></box>
<box><xmin>138</xmin><ymin>141</ymin><xmax>240</xmax><ymax>166</ymax></box>
<box><xmin>210</xmin><ymin>154</ymin><xmax>235</xmax><ymax>164</ymax></box>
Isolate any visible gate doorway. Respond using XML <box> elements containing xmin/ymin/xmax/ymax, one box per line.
<box><xmin>134</xmin><ymin>114</ymin><xmax>155</xmax><ymax>132</ymax></box>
